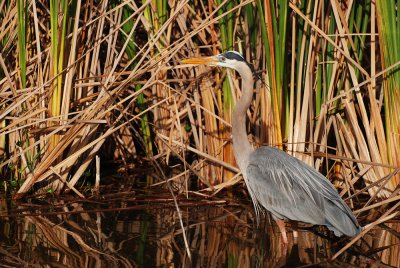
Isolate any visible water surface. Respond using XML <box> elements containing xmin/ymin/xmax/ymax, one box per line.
<box><xmin>0</xmin><ymin>191</ymin><xmax>398</xmax><ymax>267</ymax></box>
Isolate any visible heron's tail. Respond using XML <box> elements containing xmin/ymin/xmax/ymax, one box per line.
<box><xmin>325</xmin><ymin>201</ymin><xmax>361</xmax><ymax>237</ymax></box>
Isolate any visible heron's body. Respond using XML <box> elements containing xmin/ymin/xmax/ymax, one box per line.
<box><xmin>247</xmin><ymin>146</ymin><xmax>360</xmax><ymax>237</ymax></box>
<box><xmin>182</xmin><ymin>51</ymin><xmax>361</xmax><ymax>242</ymax></box>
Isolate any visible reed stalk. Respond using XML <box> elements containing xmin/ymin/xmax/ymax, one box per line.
<box><xmin>256</xmin><ymin>0</ymin><xmax>287</xmax><ymax>146</ymax></box>
<box><xmin>376</xmin><ymin>1</ymin><xmax>400</xmax><ymax>187</ymax></box>
<box><xmin>17</xmin><ymin>0</ymin><xmax>26</xmax><ymax>90</ymax></box>
<box><xmin>48</xmin><ymin>0</ymin><xmax>68</xmax><ymax>150</ymax></box>
<box><xmin>376</xmin><ymin>2</ymin><xmax>400</xmax><ymax>264</ymax></box>
<box><xmin>122</xmin><ymin>5</ymin><xmax>153</xmax><ymax>155</ymax></box>
<box><xmin>216</xmin><ymin>0</ymin><xmax>236</xmax><ymax>181</ymax></box>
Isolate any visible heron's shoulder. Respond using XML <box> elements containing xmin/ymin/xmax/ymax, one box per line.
<box><xmin>253</xmin><ymin>146</ymin><xmax>292</xmax><ymax>154</ymax></box>
<box><xmin>248</xmin><ymin>146</ymin><xmax>341</xmax><ymax>197</ymax></box>
<box><xmin>249</xmin><ymin>146</ymin><xmax>321</xmax><ymax>176</ymax></box>
<box><xmin>250</xmin><ymin>146</ymin><xmax>294</xmax><ymax>162</ymax></box>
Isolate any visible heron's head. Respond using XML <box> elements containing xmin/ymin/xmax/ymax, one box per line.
<box><xmin>182</xmin><ymin>51</ymin><xmax>252</xmax><ymax>74</ymax></box>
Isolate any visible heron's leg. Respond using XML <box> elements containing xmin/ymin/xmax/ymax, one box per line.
<box><xmin>290</xmin><ymin>221</ymin><xmax>298</xmax><ymax>244</ymax></box>
<box><xmin>275</xmin><ymin>219</ymin><xmax>288</xmax><ymax>244</ymax></box>
<box><xmin>293</xmin><ymin>230</ymin><xmax>298</xmax><ymax>244</ymax></box>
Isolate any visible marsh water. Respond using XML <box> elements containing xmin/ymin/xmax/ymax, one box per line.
<box><xmin>0</xmin><ymin>190</ymin><xmax>399</xmax><ymax>267</ymax></box>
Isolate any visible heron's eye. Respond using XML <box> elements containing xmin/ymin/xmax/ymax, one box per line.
<box><xmin>219</xmin><ymin>56</ymin><xmax>226</xmax><ymax>62</ymax></box>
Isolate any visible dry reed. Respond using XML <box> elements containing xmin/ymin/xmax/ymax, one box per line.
<box><xmin>0</xmin><ymin>0</ymin><xmax>399</xmax><ymax>265</ymax></box>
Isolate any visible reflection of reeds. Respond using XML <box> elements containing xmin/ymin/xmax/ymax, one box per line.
<box><xmin>0</xmin><ymin>204</ymin><xmax>134</xmax><ymax>266</ymax></box>
<box><xmin>0</xmin><ymin>197</ymin><xmax>399</xmax><ymax>266</ymax></box>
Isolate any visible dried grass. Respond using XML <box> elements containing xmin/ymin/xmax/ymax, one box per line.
<box><xmin>0</xmin><ymin>0</ymin><xmax>399</xmax><ymax>264</ymax></box>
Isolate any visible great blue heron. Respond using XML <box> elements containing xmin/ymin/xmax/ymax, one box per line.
<box><xmin>182</xmin><ymin>51</ymin><xmax>362</xmax><ymax>243</ymax></box>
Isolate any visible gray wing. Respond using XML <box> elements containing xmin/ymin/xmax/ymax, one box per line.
<box><xmin>246</xmin><ymin>146</ymin><xmax>361</xmax><ymax>237</ymax></box>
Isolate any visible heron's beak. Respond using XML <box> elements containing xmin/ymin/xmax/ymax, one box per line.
<box><xmin>181</xmin><ymin>56</ymin><xmax>219</xmax><ymax>66</ymax></box>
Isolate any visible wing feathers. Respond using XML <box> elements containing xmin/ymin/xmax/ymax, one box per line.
<box><xmin>246</xmin><ymin>146</ymin><xmax>361</xmax><ymax>236</ymax></box>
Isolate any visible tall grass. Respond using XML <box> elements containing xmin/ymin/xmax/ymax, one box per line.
<box><xmin>257</xmin><ymin>0</ymin><xmax>288</xmax><ymax>146</ymax></box>
<box><xmin>121</xmin><ymin>5</ymin><xmax>153</xmax><ymax>155</ymax></box>
<box><xmin>376</xmin><ymin>2</ymin><xmax>400</xmax><ymax>264</ymax></box>
<box><xmin>0</xmin><ymin>0</ymin><xmax>399</xmax><ymax>264</ymax></box>
<box><xmin>377</xmin><ymin>1</ymin><xmax>400</xmax><ymax>186</ymax></box>
<box><xmin>216</xmin><ymin>0</ymin><xmax>236</xmax><ymax>181</ymax></box>
<box><xmin>0</xmin><ymin>0</ymin><xmax>399</xmax><ymax>261</ymax></box>
<box><xmin>17</xmin><ymin>0</ymin><xmax>26</xmax><ymax>90</ymax></box>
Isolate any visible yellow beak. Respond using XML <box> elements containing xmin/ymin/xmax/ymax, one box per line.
<box><xmin>181</xmin><ymin>56</ymin><xmax>219</xmax><ymax>65</ymax></box>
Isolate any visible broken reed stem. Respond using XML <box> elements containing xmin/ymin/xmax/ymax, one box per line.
<box><xmin>331</xmin><ymin>211</ymin><xmax>399</xmax><ymax>261</ymax></box>
<box><xmin>354</xmin><ymin>195</ymin><xmax>400</xmax><ymax>214</ymax></box>
<box><xmin>50</xmin><ymin>167</ymin><xmax>85</xmax><ymax>198</ymax></box>
<box><xmin>157</xmin><ymin>133</ymin><xmax>239</xmax><ymax>173</ymax></box>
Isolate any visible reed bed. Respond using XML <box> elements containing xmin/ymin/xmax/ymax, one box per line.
<box><xmin>0</xmin><ymin>0</ymin><xmax>399</xmax><ymax>264</ymax></box>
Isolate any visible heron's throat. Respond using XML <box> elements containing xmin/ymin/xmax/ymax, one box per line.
<box><xmin>232</xmin><ymin>74</ymin><xmax>254</xmax><ymax>171</ymax></box>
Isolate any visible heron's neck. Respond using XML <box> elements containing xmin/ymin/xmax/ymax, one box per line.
<box><xmin>232</xmin><ymin>70</ymin><xmax>254</xmax><ymax>171</ymax></box>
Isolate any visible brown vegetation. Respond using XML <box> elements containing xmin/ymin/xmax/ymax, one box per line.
<box><xmin>0</xmin><ymin>0</ymin><xmax>399</xmax><ymax>265</ymax></box>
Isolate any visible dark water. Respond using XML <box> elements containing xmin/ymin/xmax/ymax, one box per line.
<box><xmin>0</xmin><ymin>192</ymin><xmax>399</xmax><ymax>267</ymax></box>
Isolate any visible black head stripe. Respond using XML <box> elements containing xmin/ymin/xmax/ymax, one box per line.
<box><xmin>220</xmin><ymin>51</ymin><xmax>258</xmax><ymax>78</ymax></box>
<box><xmin>221</xmin><ymin>51</ymin><xmax>257</xmax><ymax>77</ymax></box>
<box><xmin>221</xmin><ymin>51</ymin><xmax>245</xmax><ymax>62</ymax></box>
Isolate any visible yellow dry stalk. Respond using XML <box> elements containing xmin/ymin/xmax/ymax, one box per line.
<box><xmin>200</xmin><ymin>76</ymin><xmax>223</xmax><ymax>185</ymax></box>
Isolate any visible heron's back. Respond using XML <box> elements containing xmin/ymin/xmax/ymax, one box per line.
<box><xmin>246</xmin><ymin>146</ymin><xmax>361</xmax><ymax>237</ymax></box>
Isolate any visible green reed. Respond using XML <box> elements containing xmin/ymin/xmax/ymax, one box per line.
<box><xmin>122</xmin><ymin>5</ymin><xmax>153</xmax><ymax>155</ymax></box>
<box><xmin>17</xmin><ymin>0</ymin><xmax>27</xmax><ymax>89</ymax></box>
<box><xmin>256</xmin><ymin>0</ymin><xmax>288</xmax><ymax>144</ymax></box>
<box><xmin>377</xmin><ymin>1</ymin><xmax>400</xmax><ymax>180</ymax></box>
<box><xmin>49</xmin><ymin>0</ymin><xmax>69</xmax><ymax>148</ymax></box>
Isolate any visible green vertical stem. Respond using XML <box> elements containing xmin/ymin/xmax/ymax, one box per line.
<box><xmin>49</xmin><ymin>0</ymin><xmax>69</xmax><ymax>148</ymax></box>
<box><xmin>57</xmin><ymin>0</ymin><xmax>68</xmax><ymax>115</ymax></box>
<box><xmin>376</xmin><ymin>1</ymin><xmax>400</xmax><ymax>186</ymax></box>
<box><xmin>276</xmin><ymin>0</ymin><xmax>288</xmax><ymax>138</ymax></box>
<box><xmin>244</xmin><ymin>4</ymin><xmax>257</xmax><ymax>50</ymax></box>
<box><xmin>258</xmin><ymin>0</ymin><xmax>285</xmax><ymax>145</ymax></box>
<box><xmin>16</xmin><ymin>0</ymin><xmax>31</xmax><ymax>175</ymax></box>
<box><xmin>217</xmin><ymin>0</ymin><xmax>234</xmax><ymax>114</ymax></box>
<box><xmin>122</xmin><ymin>5</ymin><xmax>153</xmax><ymax>155</ymax></box>
<box><xmin>215</xmin><ymin>0</ymin><xmax>236</xmax><ymax>181</ymax></box>
<box><xmin>50</xmin><ymin>0</ymin><xmax>58</xmax><ymax>100</ymax></box>
<box><xmin>17</xmin><ymin>0</ymin><xmax>27</xmax><ymax>89</ymax></box>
